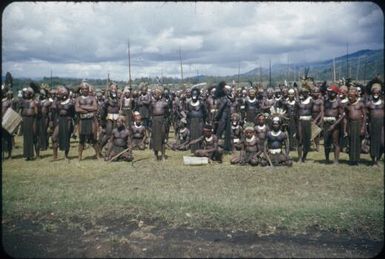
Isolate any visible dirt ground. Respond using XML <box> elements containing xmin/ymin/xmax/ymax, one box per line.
<box><xmin>2</xmin><ymin>215</ymin><xmax>383</xmax><ymax>258</ymax></box>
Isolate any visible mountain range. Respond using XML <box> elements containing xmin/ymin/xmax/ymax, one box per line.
<box><xmin>237</xmin><ymin>49</ymin><xmax>384</xmax><ymax>83</ymax></box>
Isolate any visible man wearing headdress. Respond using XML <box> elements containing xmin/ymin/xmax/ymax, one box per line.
<box><xmin>100</xmin><ymin>83</ymin><xmax>120</xmax><ymax>149</ymax></box>
<box><xmin>162</xmin><ymin>88</ymin><xmax>173</xmax><ymax>144</ymax></box>
<box><xmin>311</xmin><ymin>85</ymin><xmax>324</xmax><ymax>152</ymax></box>
<box><xmin>172</xmin><ymin>90</ymin><xmax>186</xmax><ymax>138</ymax></box>
<box><xmin>105</xmin><ymin>116</ymin><xmax>133</xmax><ymax>162</ymax></box>
<box><xmin>244</xmin><ymin>88</ymin><xmax>259</xmax><ymax>124</ymax></box>
<box><xmin>259</xmin><ymin>88</ymin><xmax>274</xmax><ymax>127</ymax></box>
<box><xmin>51</xmin><ymin>86</ymin><xmax>75</xmax><ymax>161</ymax></box>
<box><xmin>230</xmin><ymin>113</ymin><xmax>243</xmax><ymax>151</ymax></box>
<box><xmin>120</xmin><ymin>87</ymin><xmax>134</xmax><ymax>128</ymax></box>
<box><xmin>343</xmin><ymin>87</ymin><xmax>366</xmax><ymax>165</ymax></box>
<box><xmin>366</xmin><ymin>83</ymin><xmax>384</xmax><ymax>166</ymax></box>
<box><xmin>274</xmin><ymin>87</ymin><xmax>283</xmax><ymax>108</ymax></box>
<box><xmin>323</xmin><ymin>85</ymin><xmax>344</xmax><ymax>164</ymax></box>
<box><xmin>183</xmin><ymin>124</ymin><xmax>223</xmax><ymax>162</ymax></box>
<box><xmin>150</xmin><ymin>87</ymin><xmax>169</xmax><ymax>161</ymax></box>
<box><xmin>2</xmin><ymin>90</ymin><xmax>17</xmax><ymax>159</ymax></box>
<box><xmin>338</xmin><ymin>85</ymin><xmax>349</xmax><ymax>152</ymax></box>
<box><xmin>75</xmin><ymin>82</ymin><xmax>100</xmax><ymax>160</ymax></box>
<box><xmin>168</xmin><ymin>118</ymin><xmax>190</xmax><ymax>151</ymax></box>
<box><xmin>205</xmin><ymin>87</ymin><xmax>217</xmax><ymax>125</ymax></box>
<box><xmin>230</xmin><ymin>124</ymin><xmax>265</xmax><ymax>166</ymax></box>
<box><xmin>137</xmin><ymin>83</ymin><xmax>151</xmax><ymax>131</ymax></box>
<box><xmin>36</xmin><ymin>87</ymin><xmax>53</xmax><ymax>151</ymax></box>
<box><xmin>254</xmin><ymin>113</ymin><xmax>270</xmax><ymax>153</ymax></box>
<box><xmin>20</xmin><ymin>87</ymin><xmax>38</xmax><ymax>160</ymax></box>
<box><xmin>264</xmin><ymin>116</ymin><xmax>292</xmax><ymax>166</ymax></box>
<box><xmin>131</xmin><ymin>111</ymin><xmax>147</xmax><ymax>150</ymax></box>
<box><xmin>297</xmin><ymin>87</ymin><xmax>314</xmax><ymax>163</ymax></box>
<box><xmin>214</xmin><ymin>81</ymin><xmax>233</xmax><ymax>152</ymax></box>
<box><xmin>282</xmin><ymin>88</ymin><xmax>298</xmax><ymax>151</ymax></box>
<box><xmin>187</xmin><ymin>87</ymin><xmax>208</xmax><ymax>153</ymax></box>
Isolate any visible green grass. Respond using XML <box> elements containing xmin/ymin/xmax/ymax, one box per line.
<box><xmin>2</xmin><ymin>135</ymin><xmax>384</xmax><ymax>239</ymax></box>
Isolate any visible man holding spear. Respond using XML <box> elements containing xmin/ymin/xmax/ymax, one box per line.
<box><xmin>105</xmin><ymin>116</ymin><xmax>133</xmax><ymax>162</ymax></box>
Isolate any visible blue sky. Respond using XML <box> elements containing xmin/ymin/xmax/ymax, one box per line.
<box><xmin>2</xmin><ymin>1</ymin><xmax>383</xmax><ymax>80</ymax></box>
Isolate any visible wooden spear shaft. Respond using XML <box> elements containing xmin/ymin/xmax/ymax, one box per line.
<box><xmin>128</xmin><ymin>40</ymin><xmax>132</xmax><ymax>89</ymax></box>
<box><xmin>179</xmin><ymin>47</ymin><xmax>184</xmax><ymax>84</ymax></box>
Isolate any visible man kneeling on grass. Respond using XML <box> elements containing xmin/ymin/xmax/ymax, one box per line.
<box><xmin>105</xmin><ymin>116</ymin><xmax>133</xmax><ymax>162</ymax></box>
<box><xmin>264</xmin><ymin>116</ymin><xmax>293</xmax><ymax>166</ymax></box>
<box><xmin>230</xmin><ymin>124</ymin><xmax>267</xmax><ymax>166</ymax></box>
<box><xmin>182</xmin><ymin>124</ymin><xmax>223</xmax><ymax>163</ymax></box>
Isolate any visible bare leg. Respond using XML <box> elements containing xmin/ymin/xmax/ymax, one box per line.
<box><xmin>93</xmin><ymin>143</ymin><xmax>100</xmax><ymax>159</ymax></box>
<box><xmin>78</xmin><ymin>145</ymin><xmax>84</xmax><ymax>161</ymax></box>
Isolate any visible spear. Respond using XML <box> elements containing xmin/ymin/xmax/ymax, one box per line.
<box><xmin>346</xmin><ymin>42</ymin><xmax>349</xmax><ymax>79</ymax></box>
<box><xmin>128</xmin><ymin>40</ymin><xmax>132</xmax><ymax>90</ymax></box>
<box><xmin>269</xmin><ymin>59</ymin><xmax>272</xmax><ymax>87</ymax></box>
<box><xmin>179</xmin><ymin>47</ymin><xmax>184</xmax><ymax>85</ymax></box>
<box><xmin>333</xmin><ymin>57</ymin><xmax>336</xmax><ymax>83</ymax></box>
<box><xmin>238</xmin><ymin>60</ymin><xmax>240</xmax><ymax>86</ymax></box>
<box><xmin>105</xmin><ymin>72</ymin><xmax>110</xmax><ymax>98</ymax></box>
<box><xmin>50</xmin><ymin>70</ymin><xmax>53</xmax><ymax>88</ymax></box>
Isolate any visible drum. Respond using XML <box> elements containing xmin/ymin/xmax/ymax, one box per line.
<box><xmin>2</xmin><ymin>108</ymin><xmax>23</xmax><ymax>134</ymax></box>
<box><xmin>311</xmin><ymin>122</ymin><xmax>322</xmax><ymax>141</ymax></box>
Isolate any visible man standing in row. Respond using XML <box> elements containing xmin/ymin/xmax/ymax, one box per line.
<box><xmin>150</xmin><ymin>87</ymin><xmax>169</xmax><ymax>161</ymax></box>
<box><xmin>75</xmin><ymin>82</ymin><xmax>100</xmax><ymax>161</ymax></box>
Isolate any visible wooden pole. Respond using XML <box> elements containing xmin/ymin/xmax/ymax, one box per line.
<box><xmin>333</xmin><ymin>57</ymin><xmax>336</xmax><ymax>83</ymax></box>
<box><xmin>128</xmin><ymin>40</ymin><xmax>132</xmax><ymax>89</ymax></box>
<box><xmin>269</xmin><ymin>59</ymin><xmax>272</xmax><ymax>87</ymax></box>
<box><xmin>238</xmin><ymin>60</ymin><xmax>240</xmax><ymax>86</ymax></box>
<box><xmin>346</xmin><ymin>42</ymin><xmax>349</xmax><ymax>79</ymax></box>
<box><xmin>179</xmin><ymin>47</ymin><xmax>184</xmax><ymax>84</ymax></box>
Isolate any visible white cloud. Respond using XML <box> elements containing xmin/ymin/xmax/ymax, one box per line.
<box><xmin>1</xmin><ymin>1</ymin><xmax>383</xmax><ymax>80</ymax></box>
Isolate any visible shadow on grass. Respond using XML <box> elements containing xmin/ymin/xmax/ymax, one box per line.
<box><xmin>314</xmin><ymin>158</ymin><xmax>375</xmax><ymax>166</ymax></box>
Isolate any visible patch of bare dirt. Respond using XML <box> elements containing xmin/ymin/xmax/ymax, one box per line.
<box><xmin>2</xmin><ymin>216</ymin><xmax>383</xmax><ymax>258</ymax></box>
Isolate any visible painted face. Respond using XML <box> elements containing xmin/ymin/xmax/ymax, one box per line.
<box><xmin>372</xmin><ymin>89</ymin><xmax>381</xmax><ymax>100</ymax></box>
<box><xmin>312</xmin><ymin>89</ymin><xmax>320</xmax><ymax>99</ymax></box>
<box><xmin>244</xmin><ymin>129</ymin><xmax>254</xmax><ymax>139</ymax></box>
<box><xmin>110</xmin><ymin>91</ymin><xmax>117</xmax><ymax>98</ymax></box>
<box><xmin>327</xmin><ymin>90</ymin><xmax>337</xmax><ymax>100</ymax></box>
<box><xmin>117</xmin><ymin>118</ymin><xmax>124</xmax><ymax>128</ymax></box>
<box><xmin>39</xmin><ymin>92</ymin><xmax>46</xmax><ymax>100</ymax></box>
<box><xmin>272</xmin><ymin>121</ymin><xmax>280</xmax><ymax>131</ymax></box>
<box><xmin>192</xmin><ymin>91</ymin><xmax>199</xmax><ymax>101</ymax></box>
<box><xmin>203</xmin><ymin>129</ymin><xmax>212</xmax><ymax>138</ymax></box>
<box><xmin>301</xmin><ymin>91</ymin><xmax>309</xmax><ymax>99</ymax></box>
<box><xmin>154</xmin><ymin>90</ymin><xmax>162</xmax><ymax>100</ymax></box>
<box><xmin>348</xmin><ymin>91</ymin><xmax>357</xmax><ymax>103</ymax></box>
<box><xmin>256</xmin><ymin>115</ymin><xmax>265</xmax><ymax>125</ymax></box>
<box><xmin>81</xmin><ymin>86</ymin><xmax>89</xmax><ymax>96</ymax></box>
<box><xmin>339</xmin><ymin>89</ymin><xmax>347</xmax><ymax>98</ymax></box>
<box><xmin>231</xmin><ymin>116</ymin><xmax>239</xmax><ymax>126</ymax></box>
<box><xmin>248</xmin><ymin>91</ymin><xmax>256</xmax><ymax>98</ymax></box>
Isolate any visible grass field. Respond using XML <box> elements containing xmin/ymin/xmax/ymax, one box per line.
<box><xmin>2</xmin><ymin>134</ymin><xmax>384</xmax><ymax>257</ymax></box>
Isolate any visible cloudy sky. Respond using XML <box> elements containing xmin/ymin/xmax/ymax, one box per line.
<box><xmin>2</xmin><ymin>1</ymin><xmax>383</xmax><ymax>81</ymax></box>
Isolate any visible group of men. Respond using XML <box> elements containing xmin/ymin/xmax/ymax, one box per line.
<box><xmin>2</xmin><ymin>77</ymin><xmax>384</xmax><ymax>166</ymax></box>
